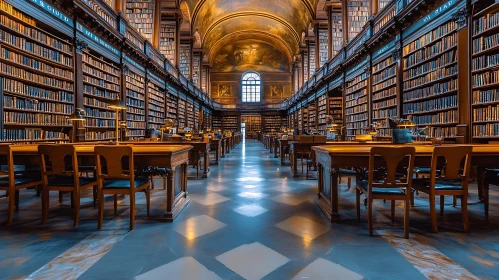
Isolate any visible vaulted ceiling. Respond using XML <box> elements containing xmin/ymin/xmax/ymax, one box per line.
<box><xmin>177</xmin><ymin>0</ymin><xmax>324</xmax><ymax>71</ymax></box>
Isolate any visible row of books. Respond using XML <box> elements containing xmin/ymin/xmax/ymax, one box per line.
<box><xmin>1</xmin><ymin>64</ymin><xmax>73</xmax><ymax>90</ymax></box>
<box><xmin>0</xmin><ymin>15</ymin><xmax>72</xmax><ymax>54</ymax></box>
<box><xmin>83</xmin><ymin>75</ymin><xmax>119</xmax><ymax>91</ymax></box>
<box><xmin>403</xmin><ymin>80</ymin><xmax>457</xmax><ymax>102</ymax></box>
<box><xmin>4</xmin><ymin>111</ymin><xmax>70</xmax><ymax>125</ymax></box>
<box><xmin>403</xmin><ymin>50</ymin><xmax>456</xmax><ymax>79</ymax></box>
<box><xmin>402</xmin><ymin>21</ymin><xmax>457</xmax><ymax>55</ymax></box>
<box><xmin>473</xmin><ymin>105</ymin><xmax>499</xmax><ymax>122</ymax></box>
<box><xmin>345</xmin><ymin>104</ymin><xmax>368</xmax><ymax>115</ymax></box>
<box><xmin>373</xmin><ymin>77</ymin><xmax>396</xmax><ymax>93</ymax></box>
<box><xmin>84</xmin><ymin>108</ymin><xmax>115</xmax><ymax>119</ymax></box>
<box><xmin>473</xmin><ymin>123</ymin><xmax>499</xmax><ymax>137</ymax></box>
<box><xmin>4</xmin><ymin>78</ymin><xmax>74</xmax><ymax>103</ymax></box>
<box><xmin>472</xmin><ymin>33</ymin><xmax>499</xmax><ymax>53</ymax></box>
<box><xmin>373</xmin><ymin>85</ymin><xmax>396</xmax><ymax>101</ymax></box>
<box><xmin>0</xmin><ymin>0</ymin><xmax>36</xmax><ymax>26</ymax></box>
<box><xmin>82</xmin><ymin>55</ymin><xmax>120</xmax><ymax>78</ymax></box>
<box><xmin>85</xmin><ymin>131</ymin><xmax>115</xmax><ymax>141</ymax></box>
<box><xmin>473</xmin><ymin>11</ymin><xmax>499</xmax><ymax>35</ymax></box>
<box><xmin>0</xmin><ymin>47</ymin><xmax>73</xmax><ymax>79</ymax></box>
<box><xmin>1</xmin><ymin>129</ymin><xmax>68</xmax><ymax>142</ymax></box>
<box><xmin>472</xmin><ymin>53</ymin><xmax>499</xmax><ymax>71</ymax></box>
<box><xmin>0</xmin><ymin>30</ymin><xmax>73</xmax><ymax>67</ymax></box>
<box><xmin>4</xmin><ymin>96</ymin><xmax>73</xmax><ymax>114</ymax></box>
<box><xmin>409</xmin><ymin>110</ymin><xmax>457</xmax><ymax>125</ymax></box>
<box><xmin>83</xmin><ymin>84</ymin><xmax>117</xmax><ymax>100</ymax></box>
<box><xmin>472</xmin><ymin>89</ymin><xmax>499</xmax><ymax>104</ymax></box>
<box><xmin>413</xmin><ymin>126</ymin><xmax>457</xmax><ymax>138</ymax></box>
<box><xmin>403</xmin><ymin>95</ymin><xmax>457</xmax><ymax>114</ymax></box>
<box><xmin>346</xmin><ymin>120</ymin><xmax>368</xmax><ymax>129</ymax></box>
<box><xmin>345</xmin><ymin>96</ymin><xmax>367</xmax><ymax>108</ymax></box>
<box><xmin>403</xmin><ymin>65</ymin><xmax>458</xmax><ymax>90</ymax></box>
<box><xmin>473</xmin><ymin>69</ymin><xmax>499</xmax><ymax>87</ymax></box>
<box><xmin>372</xmin><ymin>98</ymin><xmax>396</xmax><ymax>109</ymax></box>
<box><xmin>373</xmin><ymin>107</ymin><xmax>397</xmax><ymax>120</ymax></box>
<box><xmin>85</xmin><ymin>119</ymin><xmax>115</xmax><ymax>127</ymax></box>
<box><xmin>80</xmin><ymin>0</ymin><xmax>116</xmax><ymax>29</ymax></box>
<box><xmin>372</xmin><ymin>65</ymin><xmax>395</xmax><ymax>84</ymax></box>
<box><xmin>403</xmin><ymin>35</ymin><xmax>456</xmax><ymax>69</ymax></box>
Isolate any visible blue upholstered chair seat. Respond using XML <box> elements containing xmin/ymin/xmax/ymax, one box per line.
<box><xmin>47</xmin><ymin>175</ymin><xmax>95</xmax><ymax>186</ymax></box>
<box><xmin>102</xmin><ymin>178</ymin><xmax>149</xmax><ymax>189</ymax></box>
<box><xmin>357</xmin><ymin>180</ymin><xmax>406</xmax><ymax>195</ymax></box>
<box><xmin>0</xmin><ymin>175</ymin><xmax>41</xmax><ymax>187</ymax></box>
<box><xmin>412</xmin><ymin>178</ymin><xmax>462</xmax><ymax>190</ymax></box>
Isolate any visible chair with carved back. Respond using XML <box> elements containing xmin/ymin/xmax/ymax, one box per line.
<box><xmin>94</xmin><ymin>146</ymin><xmax>150</xmax><ymax>230</ymax></box>
<box><xmin>356</xmin><ymin>146</ymin><xmax>416</xmax><ymax>238</ymax></box>
<box><xmin>0</xmin><ymin>144</ymin><xmax>42</xmax><ymax>225</ymax></box>
<box><xmin>38</xmin><ymin>145</ymin><xmax>97</xmax><ymax>226</ymax></box>
<box><xmin>412</xmin><ymin>146</ymin><xmax>472</xmax><ymax>233</ymax></box>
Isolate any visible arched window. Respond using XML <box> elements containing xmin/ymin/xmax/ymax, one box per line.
<box><xmin>241</xmin><ymin>72</ymin><xmax>261</xmax><ymax>103</ymax></box>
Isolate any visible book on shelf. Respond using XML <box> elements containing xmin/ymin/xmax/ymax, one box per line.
<box><xmin>125</xmin><ymin>70</ymin><xmax>146</xmax><ymax>138</ymax></box>
<box><xmin>126</xmin><ymin>0</ymin><xmax>154</xmax><ymax>42</ymax></box>
<box><xmin>159</xmin><ymin>23</ymin><xmax>176</xmax><ymax>64</ymax></box>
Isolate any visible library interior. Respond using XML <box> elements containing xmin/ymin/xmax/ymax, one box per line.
<box><xmin>2</xmin><ymin>0</ymin><xmax>499</xmax><ymax>279</ymax></box>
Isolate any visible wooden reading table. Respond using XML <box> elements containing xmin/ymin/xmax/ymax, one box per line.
<box><xmin>9</xmin><ymin>144</ymin><xmax>192</xmax><ymax>222</ymax></box>
<box><xmin>313</xmin><ymin>144</ymin><xmax>499</xmax><ymax>222</ymax></box>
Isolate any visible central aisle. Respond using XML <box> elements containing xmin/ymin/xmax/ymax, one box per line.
<box><xmin>79</xmin><ymin>139</ymin><xmax>426</xmax><ymax>280</ymax></box>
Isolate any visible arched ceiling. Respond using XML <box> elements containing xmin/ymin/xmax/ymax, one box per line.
<box><xmin>181</xmin><ymin>0</ymin><xmax>320</xmax><ymax>69</ymax></box>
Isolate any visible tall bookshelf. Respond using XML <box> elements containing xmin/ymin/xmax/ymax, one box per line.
<box><xmin>471</xmin><ymin>2</ymin><xmax>499</xmax><ymax>140</ymax></box>
<box><xmin>345</xmin><ymin>69</ymin><xmax>369</xmax><ymax>139</ymax></box>
<box><xmin>223</xmin><ymin>116</ymin><xmax>239</xmax><ymax>131</ymax></box>
<box><xmin>126</xmin><ymin>0</ymin><xmax>154</xmax><ymax>43</ymax></box>
<box><xmin>178</xmin><ymin>98</ymin><xmax>186</xmax><ymax>128</ymax></box>
<box><xmin>147</xmin><ymin>81</ymin><xmax>165</xmax><ymax>130</ymax></box>
<box><xmin>0</xmin><ymin>0</ymin><xmax>73</xmax><ymax>142</ymax></box>
<box><xmin>179</xmin><ymin>44</ymin><xmax>191</xmax><ymax>78</ymax></box>
<box><xmin>303</xmin><ymin>51</ymin><xmax>309</xmax><ymax>83</ymax></box>
<box><xmin>81</xmin><ymin>0</ymin><xmax>117</xmax><ymax>29</ymax></box>
<box><xmin>159</xmin><ymin>22</ymin><xmax>176</xmax><ymax>64</ymax></box>
<box><xmin>125</xmin><ymin>70</ymin><xmax>146</xmax><ymax>139</ymax></box>
<box><xmin>201</xmin><ymin>66</ymin><xmax>207</xmax><ymax>92</ymax></box>
<box><xmin>372</xmin><ymin>55</ymin><xmax>398</xmax><ymax>137</ymax></box>
<box><xmin>194</xmin><ymin>101</ymin><xmax>200</xmax><ymax>130</ymax></box>
<box><xmin>329</xmin><ymin>97</ymin><xmax>343</xmax><ymax>125</ymax></box>
<box><xmin>297</xmin><ymin>108</ymin><xmax>303</xmax><ymax>133</ymax></box>
<box><xmin>318</xmin><ymin>29</ymin><xmax>329</xmax><ymax>68</ymax></box>
<box><xmin>331</xmin><ymin>13</ymin><xmax>343</xmax><ymax>58</ymax></box>
<box><xmin>348</xmin><ymin>0</ymin><xmax>369</xmax><ymax>42</ymax></box>
<box><xmin>242</xmin><ymin>115</ymin><xmax>262</xmax><ymax>133</ymax></box>
<box><xmin>212</xmin><ymin>115</ymin><xmax>222</xmax><ymax>131</ymax></box>
<box><xmin>166</xmin><ymin>92</ymin><xmax>177</xmax><ymax>122</ymax></box>
<box><xmin>308</xmin><ymin>101</ymin><xmax>317</xmax><ymax>131</ymax></box>
<box><xmin>193</xmin><ymin>55</ymin><xmax>200</xmax><ymax>87</ymax></box>
<box><xmin>402</xmin><ymin>20</ymin><xmax>459</xmax><ymax>138</ymax></box>
<box><xmin>318</xmin><ymin>94</ymin><xmax>328</xmax><ymax>132</ymax></box>
<box><xmin>263</xmin><ymin>116</ymin><xmax>282</xmax><ymax>133</ymax></box>
<box><xmin>82</xmin><ymin>52</ymin><xmax>119</xmax><ymax>141</ymax></box>
<box><xmin>302</xmin><ymin>107</ymin><xmax>309</xmax><ymax>132</ymax></box>
<box><xmin>309</xmin><ymin>42</ymin><xmax>316</xmax><ymax>75</ymax></box>
<box><xmin>186</xmin><ymin>98</ymin><xmax>194</xmax><ymax>128</ymax></box>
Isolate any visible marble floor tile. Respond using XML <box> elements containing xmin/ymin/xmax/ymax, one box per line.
<box><xmin>216</xmin><ymin>242</ymin><xmax>289</xmax><ymax>280</ymax></box>
<box><xmin>237</xmin><ymin>192</ymin><xmax>267</xmax><ymax>199</ymax></box>
<box><xmin>174</xmin><ymin>215</ymin><xmax>226</xmax><ymax>240</ymax></box>
<box><xmin>270</xmin><ymin>193</ymin><xmax>309</xmax><ymax>206</ymax></box>
<box><xmin>233</xmin><ymin>204</ymin><xmax>268</xmax><ymax>217</ymax></box>
<box><xmin>236</xmin><ymin>177</ymin><xmax>265</xmax><ymax>182</ymax></box>
<box><xmin>292</xmin><ymin>258</ymin><xmax>365</xmax><ymax>280</ymax></box>
<box><xmin>207</xmin><ymin>185</ymin><xmax>227</xmax><ymax>192</ymax></box>
<box><xmin>135</xmin><ymin>257</ymin><xmax>222</xmax><ymax>280</ymax></box>
<box><xmin>242</xmin><ymin>184</ymin><xmax>259</xmax><ymax>189</ymax></box>
<box><xmin>190</xmin><ymin>193</ymin><xmax>230</xmax><ymax>206</ymax></box>
<box><xmin>275</xmin><ymin>216</ymin><xmax>330</xmax><ymax>241</ymax></box>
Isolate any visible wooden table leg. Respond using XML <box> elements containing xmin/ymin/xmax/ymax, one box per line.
<box><xmin>292</xmin><ymin>151</ymin><xmax>299</xmax><ymax>178</ymax></box>
<box><xmin>215</xmin><ymin>145</ymin><xmax>219</xmax><ymax>165</ymax></box>
<box><xmin>203</xmin><ymin>150</ymin><xmax>209</xmax><ymax>178</ymax></box>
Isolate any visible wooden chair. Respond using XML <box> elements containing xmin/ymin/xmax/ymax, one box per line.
<box><xmin>0</xmin><ymin>145</ymin><xmax>42</xmax><ymax>225</ymax></box>
<box><xmin>412</xmin><ymin>146</ymin><xmax>472</xmax><ymax>233</ymax></box>
<box><xmin>38</xmin><ymin>145</ymin><xmax>97</xmax><ymax>226</ymax></box>
<box><xmin>356</xmin><ymin>146</ymin><xmax>415</xmax><ymax>238</ymax></box>
<box><xmin>299</xmin><ymin>136</ymin><xmax>313</xmax><ymax>173</ymax></box>
<box><xmin>95</xmin><ymin>146</ymin><xmax>150</xmax><ymax>230</ymax></box>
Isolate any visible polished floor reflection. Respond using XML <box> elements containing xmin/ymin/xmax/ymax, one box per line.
<box><xmin>1</xmin><ymin>140</ymin><xmax>499</xmax><ymax>279</ymax></box>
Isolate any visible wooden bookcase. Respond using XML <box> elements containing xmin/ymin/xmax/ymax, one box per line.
<box><xmin>401</xmin><ymin>19</ymin><xmax>459</xmax><ymax>138</ymax></box>
<box><xmin>159</xmin><ymin>22</ymin><xmax>176</xmax><ymax>64</ymax></box>
<box><xmin>126</xmin><ymin>0</ymin><xmax>154</xmax><ymax>43</ymax></box>
<box><xmin>0</xmin><ymin>0</ymin><xmax>73</xmax><ymax>142</ymax></box>
<box><xmin>344</xmin><ymin>60</ymin><xmax>369</xmax><ymax>139</ymax></box>
<box><xmin>186</xmin><ymin>97</ymin><xmax>194</xmax><ymax>128</ymax></box>
<box><xmin>471</xmin><ymin>2</ymin><xmax>499</xmax><ymax>140</ymax></box>
<box><xmin>179</xmin><ymin>44</ymin><xmax>191</xmax><ymax>78</ymax></box>
<box><xmin>347</xmin><ymin>0</ymin><xmax>369</xmax><ymax>42</ymax></box>
<box><xmin>147</xmin><ymin>78</ymin><xmax>165</xmax><ymax>130</ymax></box>
<box><xmin>82</xmin><ymin>51</ymin><xmax>119</xmax><ymax>141</ymax></box>
<box><xmin>318</xmin><ymin>28</ymin><xmax>329</xmax><ymax>68</ymax></box>
<box><xmin>263</xmin><ymin>115</ymin><xmax>282</xmax><ymax>133</ymax></box>
<box><xmin>178</xmin><ymin>97</ymin><xmax>186</xmax><ymax>128</ymax></box>
<box><xmin>371</xmin><ymin>48</ymin><xmax>398</xmax><ymax>137</ymax></box>
<box><xmin>331</xmin><ymin>13</ymin><xmax>343</xmax><ymax>58</ymax></box>
<box><xmin>125</xmin><ymin>69</ymin><xmax>146</xmax><ymax>139</ymax></box>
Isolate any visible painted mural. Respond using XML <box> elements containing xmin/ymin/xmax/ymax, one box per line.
<box><xmin>264</xmin><ymin>84</ymin><xmax>292</xmax><ymax>99</ymax></box>
<box><xmin>212</xmin><ymin>40</ymin><xmax>290</xmax><ymax>73</ymax></box>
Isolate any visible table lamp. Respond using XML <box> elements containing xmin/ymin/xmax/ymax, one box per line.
<box><xmin>108</xmin><ymin>96</ymin><xmax>127</xmax><ymax>144</ymax></box>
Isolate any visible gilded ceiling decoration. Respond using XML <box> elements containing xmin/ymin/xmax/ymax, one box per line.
<box><xmin>181</xmin><ymin>0</ymin><xmax>320</xmax><ymax>69</ymax></box>
<box><xmin>211</xmin><ymin>39</ymin><xmax>290</xmax><ymax>73</ymax></box>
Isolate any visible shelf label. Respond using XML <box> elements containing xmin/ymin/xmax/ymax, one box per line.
<box><xmin>124</xmin><ymin>55</ymin><xmax>145</xmax><ymax>72</ymax></box>
<box><xmin>404</xmin><ymin>0</ymin><xmax>459</xmax><ymax>37</ymax></box>
<box><xmin>76</xmin><ymin>23</ymin><xmax>119</xmax><ymax>56</ymax></box>
<box><xmin>29</xmin><ymin>0</ymin><xmax>72</xmax><ymax>27</ymax></box>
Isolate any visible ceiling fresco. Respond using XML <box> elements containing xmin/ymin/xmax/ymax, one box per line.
<box><xmin>212</xmin><ymin>40</ymin><xmax>290</xmax><ymax>73</ymax></box>
<box><xmin>180</xmin><ymin>0</ymin><xmax>321</xmax><ymax>69</ymax></box>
